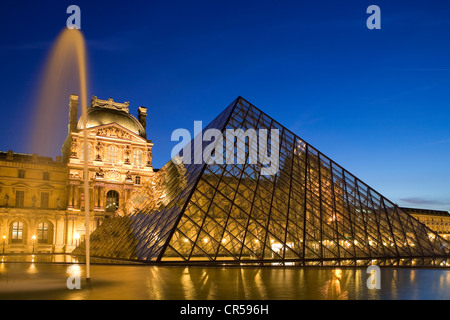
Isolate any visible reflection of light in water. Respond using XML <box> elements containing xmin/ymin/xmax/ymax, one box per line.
<box><xmin>146</xmin><ymin>266</ymin><xmax>164</xmax><ymax>300</ymax></box>
<box><xmin>178</xmin><ymin>267</ymin><xmax>218</xmax><ymax>299</ymax></box>
<box><xmin>320</xmin><ymin>268</ymin><xmax>349</xmax><ymax>300</ymax></box>
<box><xmin>410</xmin><ymin>270</ymin><xmax>415</xmax><ymax>283</ymax></box>
<box><xmin>334</xmin><ymin>268</ymin><xmax>342</xmax><ymax>279</ymax></box>
<box><xmin>180</xmin><ymin>267</ymin><xmax>196</xmax><ymax>299</ymax></box>
<box><xmin>27</xmin><ymin>263</ymin><xmax>37</xmax><ymax>274</ymax></box>
<box><xmin>254</xmin><ymin>269</ymin><xmax>268</xmax><ymax>299</ymax></box>
<box><xmin>239</xmin><ymin>268</ymin><xmax>247</xmax><ymax>299</ymax></box>
<box><xmin>391</xmin><ymin>269</ymin><xmax>398</xmax><ymax>299</ymax></box>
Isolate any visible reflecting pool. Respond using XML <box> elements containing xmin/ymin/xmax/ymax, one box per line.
<box><xmin>0</xmin><ymin>255</ymin><xmax>449</xmax><ymax>300</ymax></box>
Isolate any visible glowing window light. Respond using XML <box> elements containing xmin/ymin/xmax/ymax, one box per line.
<box><xmin>271</xmin><ymin>243</ymin><xmax>283</xmax><ymax>252</ymax></box>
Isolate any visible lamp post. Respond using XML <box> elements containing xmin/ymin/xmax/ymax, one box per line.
<box><xmin>2</xmin><ymin>235</ymin><xmax>5</xmax><ymax>254</ymax></box>
<box><xmin>32</xmin><ymin>235</ymin><xmax>36</xmax><ymax>253</ymax></box>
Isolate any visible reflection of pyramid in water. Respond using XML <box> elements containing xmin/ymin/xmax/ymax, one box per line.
<box><xmin>73</xmin><ymin>97</ymin><xmax>450</xmax><ymax>266</ymax></box>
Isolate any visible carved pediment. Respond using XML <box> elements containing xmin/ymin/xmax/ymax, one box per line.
<box><xmin>96</xmin><ymin>126</ymin><xmax>133</xmax><ymax>140</ymax></box>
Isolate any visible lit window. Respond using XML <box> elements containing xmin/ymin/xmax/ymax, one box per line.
<box><xmin>108</xmin><ymin>146</ymin><xmax>118</xmax><ymax>163</ymax></box>
<box><xmin>11</xmin><ymin>221</ymin><xmax>24</xmax><ymax>244</ymax></box>
<box><xmin>133</xmin><ymin>149</ymin><xmax>142</xmax><ymax>166</ymax></box>
<box><xmin>37</xmin><ymin>222</ymin><xmax>50</xmax><ymax>244</ymax></box>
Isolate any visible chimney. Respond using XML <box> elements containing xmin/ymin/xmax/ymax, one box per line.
<box><xmin>138</xmin><ymin>106</ymin><xmax>147</xmax><ymax>137</ymax></box>
<box><xmin>68</xmin><ymin>94</ymin><xmax>79</xmax><ymax>133</ymax></box>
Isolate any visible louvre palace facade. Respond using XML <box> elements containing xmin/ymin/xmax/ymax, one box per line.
<box><xmin>0</xmin><ymin>95</ymin><xmax>155</xmax><ymax>253</ymax></box>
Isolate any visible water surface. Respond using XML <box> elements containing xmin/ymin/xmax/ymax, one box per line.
<box><xmin>0</xmin><ymin>255</ymin><xmax>449</xmax><ymax>300</ymax></box>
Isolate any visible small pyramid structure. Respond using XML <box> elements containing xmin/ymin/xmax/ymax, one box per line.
<box><xmin>73</xmin><ymin>97</ymin><xmax>450</xmax><ymax>266</ymax></box>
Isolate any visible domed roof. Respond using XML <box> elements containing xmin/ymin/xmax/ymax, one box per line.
<box><xmin>77</xmin><ymin>107</ymin><xmax>146</xmax><ymax>138</ymax></box>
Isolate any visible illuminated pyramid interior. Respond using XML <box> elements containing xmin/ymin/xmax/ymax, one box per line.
<box><xmin>73</xmin><ymin>97</ymin><xmax>450</xmax><ymax>266</ymax></box>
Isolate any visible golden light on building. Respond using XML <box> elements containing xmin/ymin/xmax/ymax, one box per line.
<box><xmin>0</xmin><ymin>95</ymin><xmax>154</xmax><ymax>254</ymax></box>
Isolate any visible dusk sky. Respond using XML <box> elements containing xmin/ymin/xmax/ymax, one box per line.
<box><xmin>0</xmin><ymin>0</ymin><xmax>449</xmax><ymax>211</ymax></box>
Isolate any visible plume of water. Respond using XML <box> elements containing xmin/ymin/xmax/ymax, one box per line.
<box><xmin>30</xmin><ymin>28</ymin><xmax>91</xmax><ymax>280</ymax></box>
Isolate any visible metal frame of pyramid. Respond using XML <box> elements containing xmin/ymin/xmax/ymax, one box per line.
<box><xmin>73</xmin><ymin>97</ymin><xmax>450</xmax><ymax>267</ymax></box>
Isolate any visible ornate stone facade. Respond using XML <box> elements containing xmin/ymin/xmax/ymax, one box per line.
<box><xmin>0</xmin><ymin>95</ymin><xmax>154</xmax><ymax>253</ymax></box>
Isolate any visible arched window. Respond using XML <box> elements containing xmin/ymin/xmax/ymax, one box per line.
<box><xmin>37</xmin><ymin>222</ymin><xmax>53</xmax><ymax>244</ymax></box>
<box><xmin>106</xmin><ymin>190</ymin><xmax>119</xmax><ymax>212</ymax></box>
<box><xmin>10</xmin><ymin>221</ymin><xmax>24</xmax><ymax>244</ymax></box>
<box><xmin>133</xmin><ymin>149</ymin><xmax>142</xmax><ymax>166</ymax></box>
<box><xmin>108</xmin><ymin>145</ymin><xmax>118</xmax><ymax>163</ymax></box>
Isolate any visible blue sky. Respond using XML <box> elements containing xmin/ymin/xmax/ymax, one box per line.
<box><xmin>0</xmin><ymin>0</ymin><xmax>449</xmax><ymax>210</ymax></box>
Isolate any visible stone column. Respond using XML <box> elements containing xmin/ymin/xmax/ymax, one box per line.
<box><xmin>99</xmin><ymin>187</ymin><xmax>104</xmax><ymax>210</ymax></box>
<box><xmin>97</xmin><ymin>187</ymin><xmax>101</xmax><ymax>208</ymax></box>
<box><xmin>93</xmin><ymin>185</ymin><xmax>98</xmax><ymax>209</ymax></box>
<box><xmin>74</xmin><ymin>186</ymin><xmax>79</xmax><ymax>209</ymax></box>
<box><xmin>1</xmin><ymin>213</ymin><xmax>7</xmax><ymax>253</ymax></box>
<box><xmin>67</xmin><ymin>185</ymin><xmax>73</xmax><ymax>208</ymax></box>
<box><xmin>54</xmin><ymin>214</ymin><xmax>66</xmax><ymax>253</ymax></box>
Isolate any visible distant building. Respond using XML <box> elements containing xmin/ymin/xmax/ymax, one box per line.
<box><xmin>0</xmin><ymin>95</ymin><xmax>154</xmax><ymax>253</ymax></box>
<box><xmin>402</xmin><ymin>207</ymin><xmax>450</xmax><ymax>240</ymax></box>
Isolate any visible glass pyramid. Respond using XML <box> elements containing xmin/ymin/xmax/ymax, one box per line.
<box><xmin>73</xmin><ymin>97</ymin><xmax>450</xmax><ymax>266</ymax></box>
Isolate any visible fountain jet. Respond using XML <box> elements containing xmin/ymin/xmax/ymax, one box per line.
<box><xmin>30</xmin><ymin>28</ymin><xmax>91</xmax><ymax>280</ymax></box>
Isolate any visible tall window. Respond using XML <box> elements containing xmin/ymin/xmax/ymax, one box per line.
<box><xmin>40</xmin><ymin>192</ymin><xmax>49</xmax><ymax>209</ymax></box>
<box><xmin>133</xmin><ymin>149</ymin><xmax>142</xmax><ymax>166</ymax></box>
<box><xmin>135</xmin><ymin>176</ymin><xmax>141</xmax><ymax>185</ymax></box>
<box><xmin>108</xmin><ymin>145</ymin><xmax>118</xmax><ymax>164</ymax></box>
<box><xmin>106</xmin><ymin>190</ymin><xmax>119</xmax><ymax>212</ymax></box>
<box><xmin>43</xmin><ymin>172</ymin><xmax>49</xmax><ymax>180</ymax></box>
<box><xmin>37</xmin><ymin>222</ymin><xmax>51</xmax><ymax>244</ymax></box>
<box><xmin>80</xmin><ymin>143</ymin><xmax>93</xmax><ymax>161</ymax></box>
<box><xmin>11</xmin><ymin>221</ymin><xmax>24</xmax><ymax>244</ymax></box>
<box><xmin>18</xmin><ymin>170</ymin><xmax>25</xmax><ymax>178</ymax></box>
<box><xmin>15</xmin><ymin>190</ymin><xmax>25</xmax><ymax>207</ymax></box>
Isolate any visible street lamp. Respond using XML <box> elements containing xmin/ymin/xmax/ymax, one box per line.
<box><xmin>2</xmin><ymin>235</ymin><xmax>5</xmax><ymax>254</ymax></box>
<box><xmin>32</xmin><ymin>235</ymin><xmax>36</xmax><ymax>253</ymax></box>
<box><xmin>73</xmin><ymin>233</ymin><xmax>80</xmax><ymax>247</ymax></box>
